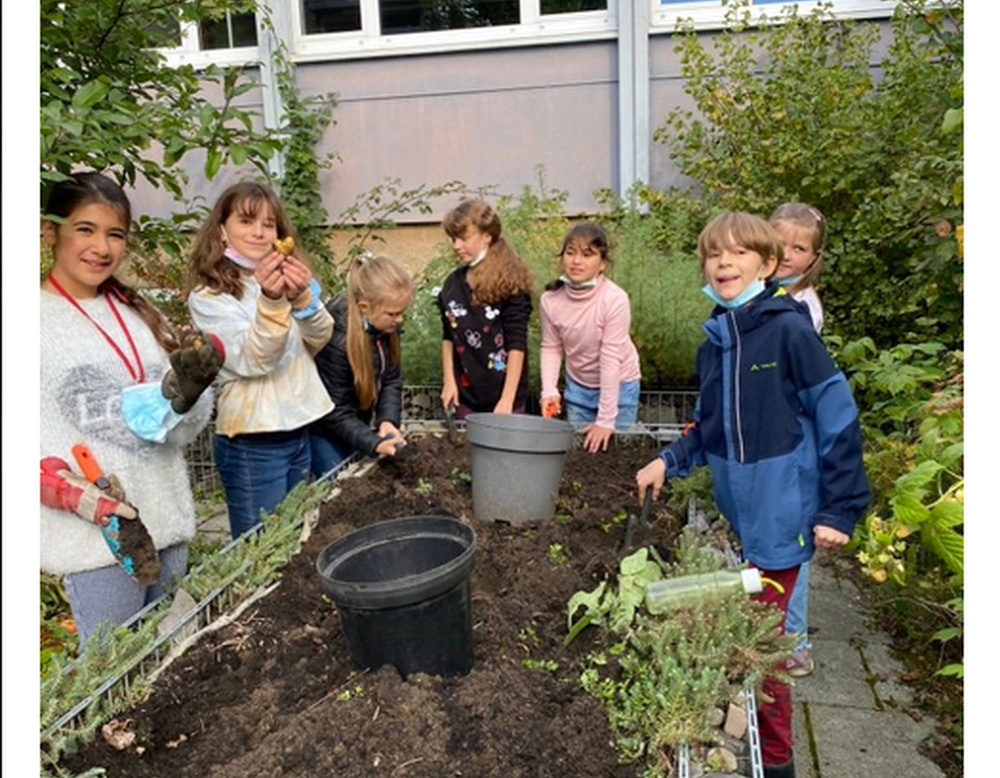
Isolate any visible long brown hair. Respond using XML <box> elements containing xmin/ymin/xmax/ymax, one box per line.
<box><xmin>43</xmin><ymin>172</ymin><xmax>179</xmax><ymax>352</ymax></box>
<box><xmin>443</xmin><ymin>199</ymin><xmax>534</xmax><ymax>306</ymax></box>
<box><xmin>345</xmin><ymin>254</ymin><xmax>413</xmax><ymax>410</ymax></box>
<box><xmin>187</xmin><ymin>182</ymin><xmax>300</xmax><ymax>299</ymax></box>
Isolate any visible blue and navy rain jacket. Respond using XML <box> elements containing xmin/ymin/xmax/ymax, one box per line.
<box><xmin>660</xmin><ymin>284</ymin><xmax>870</xmax><ymax>570</ymax></box>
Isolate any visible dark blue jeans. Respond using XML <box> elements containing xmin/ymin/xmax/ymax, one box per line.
<box><xmin>309</xmin><ymin>431</ymin><xmax>358</xmax><ymax>478</ymax></box>
<box><xmin>214</xmin><ymin>429</ymin><xmax>311</xmax><ymax>538</ymax></box>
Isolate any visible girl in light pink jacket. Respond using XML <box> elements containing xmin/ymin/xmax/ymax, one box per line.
<box><xmin>539</xmin><ymin>223</ymin><xmax>641</xmax><ymax>453</ymax></box>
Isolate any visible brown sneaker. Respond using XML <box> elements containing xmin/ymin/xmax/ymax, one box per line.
<box><xmin>786</xmin><ymin>648</ymin><xmax>815</xmax><ymax>677</ymax></box>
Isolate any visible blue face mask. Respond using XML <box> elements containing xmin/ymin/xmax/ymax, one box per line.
<box><xmin>776</xmin><ymin>274</ymin><xmax>802</xmax><ymax>287</ymax></box>
<box><xmin>702</xmin><ymin>278</ymin><xmax>766</xmax><ymax>309</ymax></box>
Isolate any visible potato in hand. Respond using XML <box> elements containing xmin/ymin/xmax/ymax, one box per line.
<box><xmin>273</xmin><ymin>237</ymin><xmax>296</xmax><ymax>256</ymax></box>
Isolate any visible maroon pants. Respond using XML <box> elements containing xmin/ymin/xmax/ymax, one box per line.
<box><xmin>750</xmin><ymin>564</ymin><xmax>801</xmax><ymax>767</ymax></box>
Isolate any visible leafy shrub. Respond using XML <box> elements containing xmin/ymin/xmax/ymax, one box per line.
<box><xmin>653</xmin><ymin>0</ymin><xmax>963</xmax><ymax>349</ymax></box>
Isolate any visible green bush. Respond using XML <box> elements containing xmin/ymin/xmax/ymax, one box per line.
<box><xmin>653</xmin><ymin>0</ymin><xmax>963</xmax><ymax>349</ymax></box>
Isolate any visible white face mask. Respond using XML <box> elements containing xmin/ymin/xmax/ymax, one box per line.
<box><xmin>559</xmin><ymin>274</ymin><xmax>600</xmax><ymax>290</ymax></box>
<box><xmin>224</xmin><ymin>246</ymin><xmax>258</xmax><ymax>269</ymax></box>
<box><xmin>701</xmin><ymin>278</ymin><xmax>767</xmax><ymax>309</ymax></box>
<box><xmin>468</xmin><ymin>247</ymin><xmax>489</xmax><ymax>267</ymax></box>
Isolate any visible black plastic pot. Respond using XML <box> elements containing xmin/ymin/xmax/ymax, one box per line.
<box><xmin>316</xmin><ymin>516</ymin><xmax>477</xmax><ymax>678</ymax></box>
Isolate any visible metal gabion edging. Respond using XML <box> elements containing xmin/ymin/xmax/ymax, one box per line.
<box><xmin>676</xmin><ymin>686</ymin><xmax>763</xmax><ymax>777</ymax></box>
<box><xmin>43</xmin><ymin>453</ymin><xmax>362</xmax><ymax>744</ymax></box>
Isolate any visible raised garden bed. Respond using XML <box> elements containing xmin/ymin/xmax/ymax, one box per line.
<box><xmin>59</xmin><ymin>431</ymin><xmax>767</xmax><ymax>778</ymax></box>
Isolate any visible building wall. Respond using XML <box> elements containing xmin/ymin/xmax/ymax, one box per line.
<box><xmin>127</xmin><ymin>18</ymin><xmax>891</xmax><ymax>233</ymax></box>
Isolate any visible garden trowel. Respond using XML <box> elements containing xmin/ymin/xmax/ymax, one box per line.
<box><xmin>620</xmin><ymin>486</ymin><xmax>655</xmax><ymax>552</ymax></box>
<box><xmin>71</xmin><ymin>444</ymin><xmax>161</xmax><ymax>585</ymax></box>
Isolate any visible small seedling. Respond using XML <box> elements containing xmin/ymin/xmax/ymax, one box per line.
<box><xmin>522</xmin><ymin>658</ymin><xmax>559</xmax><ymax>673</ymax></box>
<box><xmin>571</xmin><ymin>480</ymin><xmax>584</xmax><ymax>494</ymax></box>
<box><xmin>449</xmin><ymin>467</ymin><xmax>472</xmax><ymax>485</ymax></box>
<box><xmin>519</xmin><ymin>625</ymin><xmax>539</xmax><ymax>644</ymax></box>
<box><xmin>547</xmin><ymin>543</ymin><xmax>569</xmax><ymax>565</ymax></box>
<box><xmin>337</xmin><ymin>684</ymin><xmax>365</xmax><ymax>702</ymax></box>
<box><xmin>415</xmin><ymin>478</ymin><xmax>434</xmax><ymax>497</ymax></box>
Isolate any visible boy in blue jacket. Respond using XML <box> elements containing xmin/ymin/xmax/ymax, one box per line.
<box><xmin>636</xmin><ymin>212</ymin><xmax>870</xmax><ymax>778</ymax></box>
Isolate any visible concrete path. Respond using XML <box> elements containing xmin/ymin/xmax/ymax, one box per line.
<box><xmin>791</xmin><ymin>557</ymin><xmax>945</xmax><ymax>778</ymax></box>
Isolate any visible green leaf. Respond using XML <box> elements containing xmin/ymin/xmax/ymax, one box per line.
<box><xmin>934</xmin><ymin>663</ymin><xmax>963</xmax><ymax>678</ymax></box>
<box><xmin>71</xmin><ymin>79</ymin><xmax>109</xmax><ymax>109</ymax></box>
<box><xmin>620</xmin><ymin>548</ymin><xmax>650</xmax><ymax>576</ymax></box>
<box><xmin>940</xmin><ymin>107</ymin><xmax>962</xmax><ymax>135</ymax></box>
<box><xmin>932</xmin><ymin>626</ymin><xmax>962</xmax><ymax>643</ymax></box>
<box><xmin>230</xmin><ymin>144</ymin><xmax>247</xmax><ymax>166</ymax></box>
<box><xmin>919</xmin><ymin>523</ymin><xmax>963</xmax><ymax>574</ymax></box>
<box><xmin>895</xmin><ymin>460</ymin><xmax>943</xmax><ymax>493</ymax></box>
<box><xmin>938</xmin><ymin>442</ymin><xmax>963</xmax><ymax>469</ymax></box>
<box><xmin>205</xmin><ymin>148</ymin><xmax>223</xmax><ymax>180</ymax></box>
<box><xmin>892</xmin><ymin>494</ymin><xmax>930</xmax><ymax>526</ymax></box>
<box><xmin>929</xmin><ymin>500</ymin><xmax>963</xmax><ymax>529</ymax></box>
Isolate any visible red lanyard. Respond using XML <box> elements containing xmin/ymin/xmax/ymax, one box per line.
<box><xmin>47</xmin><ymin>275</ymin><xmax>146</xmax><ymax>383</ymax></box>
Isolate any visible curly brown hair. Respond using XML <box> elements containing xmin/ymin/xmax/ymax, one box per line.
<box><xmin>443</xmin><ymin>199</ymin><xmax>534</xmax><ymax>306</ymax></box>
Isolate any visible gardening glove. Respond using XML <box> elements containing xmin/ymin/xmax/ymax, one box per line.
<box><xmin>541</xmin><ymin>396</ymin><xmax>561</xmax><ymax>419</ymax></box>
<box><xmin>40</xmin><ymin>457</ymin><xmax>137</xmax><ymax>527</ymax></box>
<box><xmin>161</xmin><ymin>329</ymin><xmax>226</xmax><ymax>413</ymax></box>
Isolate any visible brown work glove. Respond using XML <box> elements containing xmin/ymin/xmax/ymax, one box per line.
<box><xmin>162</xmin><ymin>329</ymin><xmax>226</xmax><ymax>413</ymax></box>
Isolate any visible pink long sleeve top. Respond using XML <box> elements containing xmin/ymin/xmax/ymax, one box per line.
<box><xmin>539</xmin><ymin>276</ymin><xmax>641</xmax><ymax>429</ymax></box>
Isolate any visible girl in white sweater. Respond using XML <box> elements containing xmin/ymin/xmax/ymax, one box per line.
<box><xmin>40</xmin><ymin>173</ymin><xmax>219</xmax><ymax>647</ymax></box>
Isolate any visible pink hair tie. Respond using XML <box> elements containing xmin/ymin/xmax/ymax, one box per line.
<box><xmin>808</xmin><ymin>207</ymin><xmax>824</xmax><ymax>222</ymax></box>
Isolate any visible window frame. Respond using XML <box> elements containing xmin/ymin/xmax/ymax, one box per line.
<box><xmin>157</xmin><ymin>0</ymin><xmax>893</xmax><ymax>69</ymax></box>
<box><xmin>291</xmin><ymin>0</ymin><xmax>616</xmax><ymax>63</ymax></box>
<box><xmin>651</xmin><ymin>0</ymin><xmax>894</xmax><ymax>31</ymax></box>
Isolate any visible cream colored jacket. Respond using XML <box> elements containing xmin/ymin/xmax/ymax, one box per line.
<box><xmin>188</xmin><ymin>277</ymin><xmax>334</xmax><ymax>436</ymax></box>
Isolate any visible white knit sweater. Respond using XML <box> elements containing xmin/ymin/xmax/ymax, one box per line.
<box><xmin>40</xmin><ymin>290</ymin><xmax>212</xmax><ymax>575</ymax></box>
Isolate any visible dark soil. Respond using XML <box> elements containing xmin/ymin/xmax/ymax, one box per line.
<box><xmin>118</xmin><ymin>514</ymin><xmax>161</xmax><ymax>586</ymax></box>
<box><xmin>65</xmin><ymin>432</ymin><xmax>679</xmax><ymax>778</ymax></box>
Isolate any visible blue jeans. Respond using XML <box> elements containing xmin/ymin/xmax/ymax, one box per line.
<box><xmin>309</xmin><ymin>432</ymin><xmax>357</xmax><ymax>478</ymax></box>
<box><xmin>785</xmin><ymin>560</ymin><xmax>811</xmax><ymax>651</ymax></box>
<box><xmin>214</xmin><ymin>429</ymin><xmax>311</xmax><ymax>538</ymax></box>
<box><xmin>65</xmin><ymin>542</ymin><xmax>188</xmax><ymax>649</ymax></box>
<box><xmin>564</xmin><ymin>376</ymin><xmax>640</xmax><ymax>430</ymax></box>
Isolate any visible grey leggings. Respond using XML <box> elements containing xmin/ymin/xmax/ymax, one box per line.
<box><xmin>64</xmin><ymin>542</ymin><xmax>189</xmax><ymax>649</ymax></box>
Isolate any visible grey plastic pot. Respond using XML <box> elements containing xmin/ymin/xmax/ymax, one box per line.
<box><xmin>465</xmin><ymin>413</ymin><xmax>575</xmax><ymax>526</ymax></box>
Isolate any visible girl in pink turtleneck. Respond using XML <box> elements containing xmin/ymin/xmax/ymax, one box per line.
<box><xmin>539</xmin><ymin>223</ymin><xmax>642</xmax><ymax>453</ymax></box>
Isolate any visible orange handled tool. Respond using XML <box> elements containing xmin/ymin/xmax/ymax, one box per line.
<box><xmin>71</xmin><ymin>444</ymin><xmax>111</xmax><ymax>491</ymax></box>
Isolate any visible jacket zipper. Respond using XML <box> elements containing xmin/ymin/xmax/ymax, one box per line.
<box><xmin>729</xmin><ymin>311</ymin><xmax>745</xmax><ymax>463</ymax></box>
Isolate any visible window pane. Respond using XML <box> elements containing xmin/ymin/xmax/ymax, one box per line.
<box><xmin>380</xmin><ymin>0</ymin><xmax>519</xmax><ymax>35</ymax></box>
<box><xmin>200</xmin><ymin>12</ymin><xmax>257</xmax><ymax>49</ymax></box>
<box><xmin>541</xmin><ymin>0</ymin><xmax>607</xmax><ymax>13</ymax></box>
<box><xmin>199</xmin><ymin>16</ymin><xmax>231</xmax><ymax>50</ymax></box>
<box><xmin>303</xmin><ymin>0</ymin><xmax>362</xmax><ymax>33</ymax></box>
<box><xmin>231</xmin><ymin>13</ymin><xmax>259</xmax><ymax>47</ymax></box>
